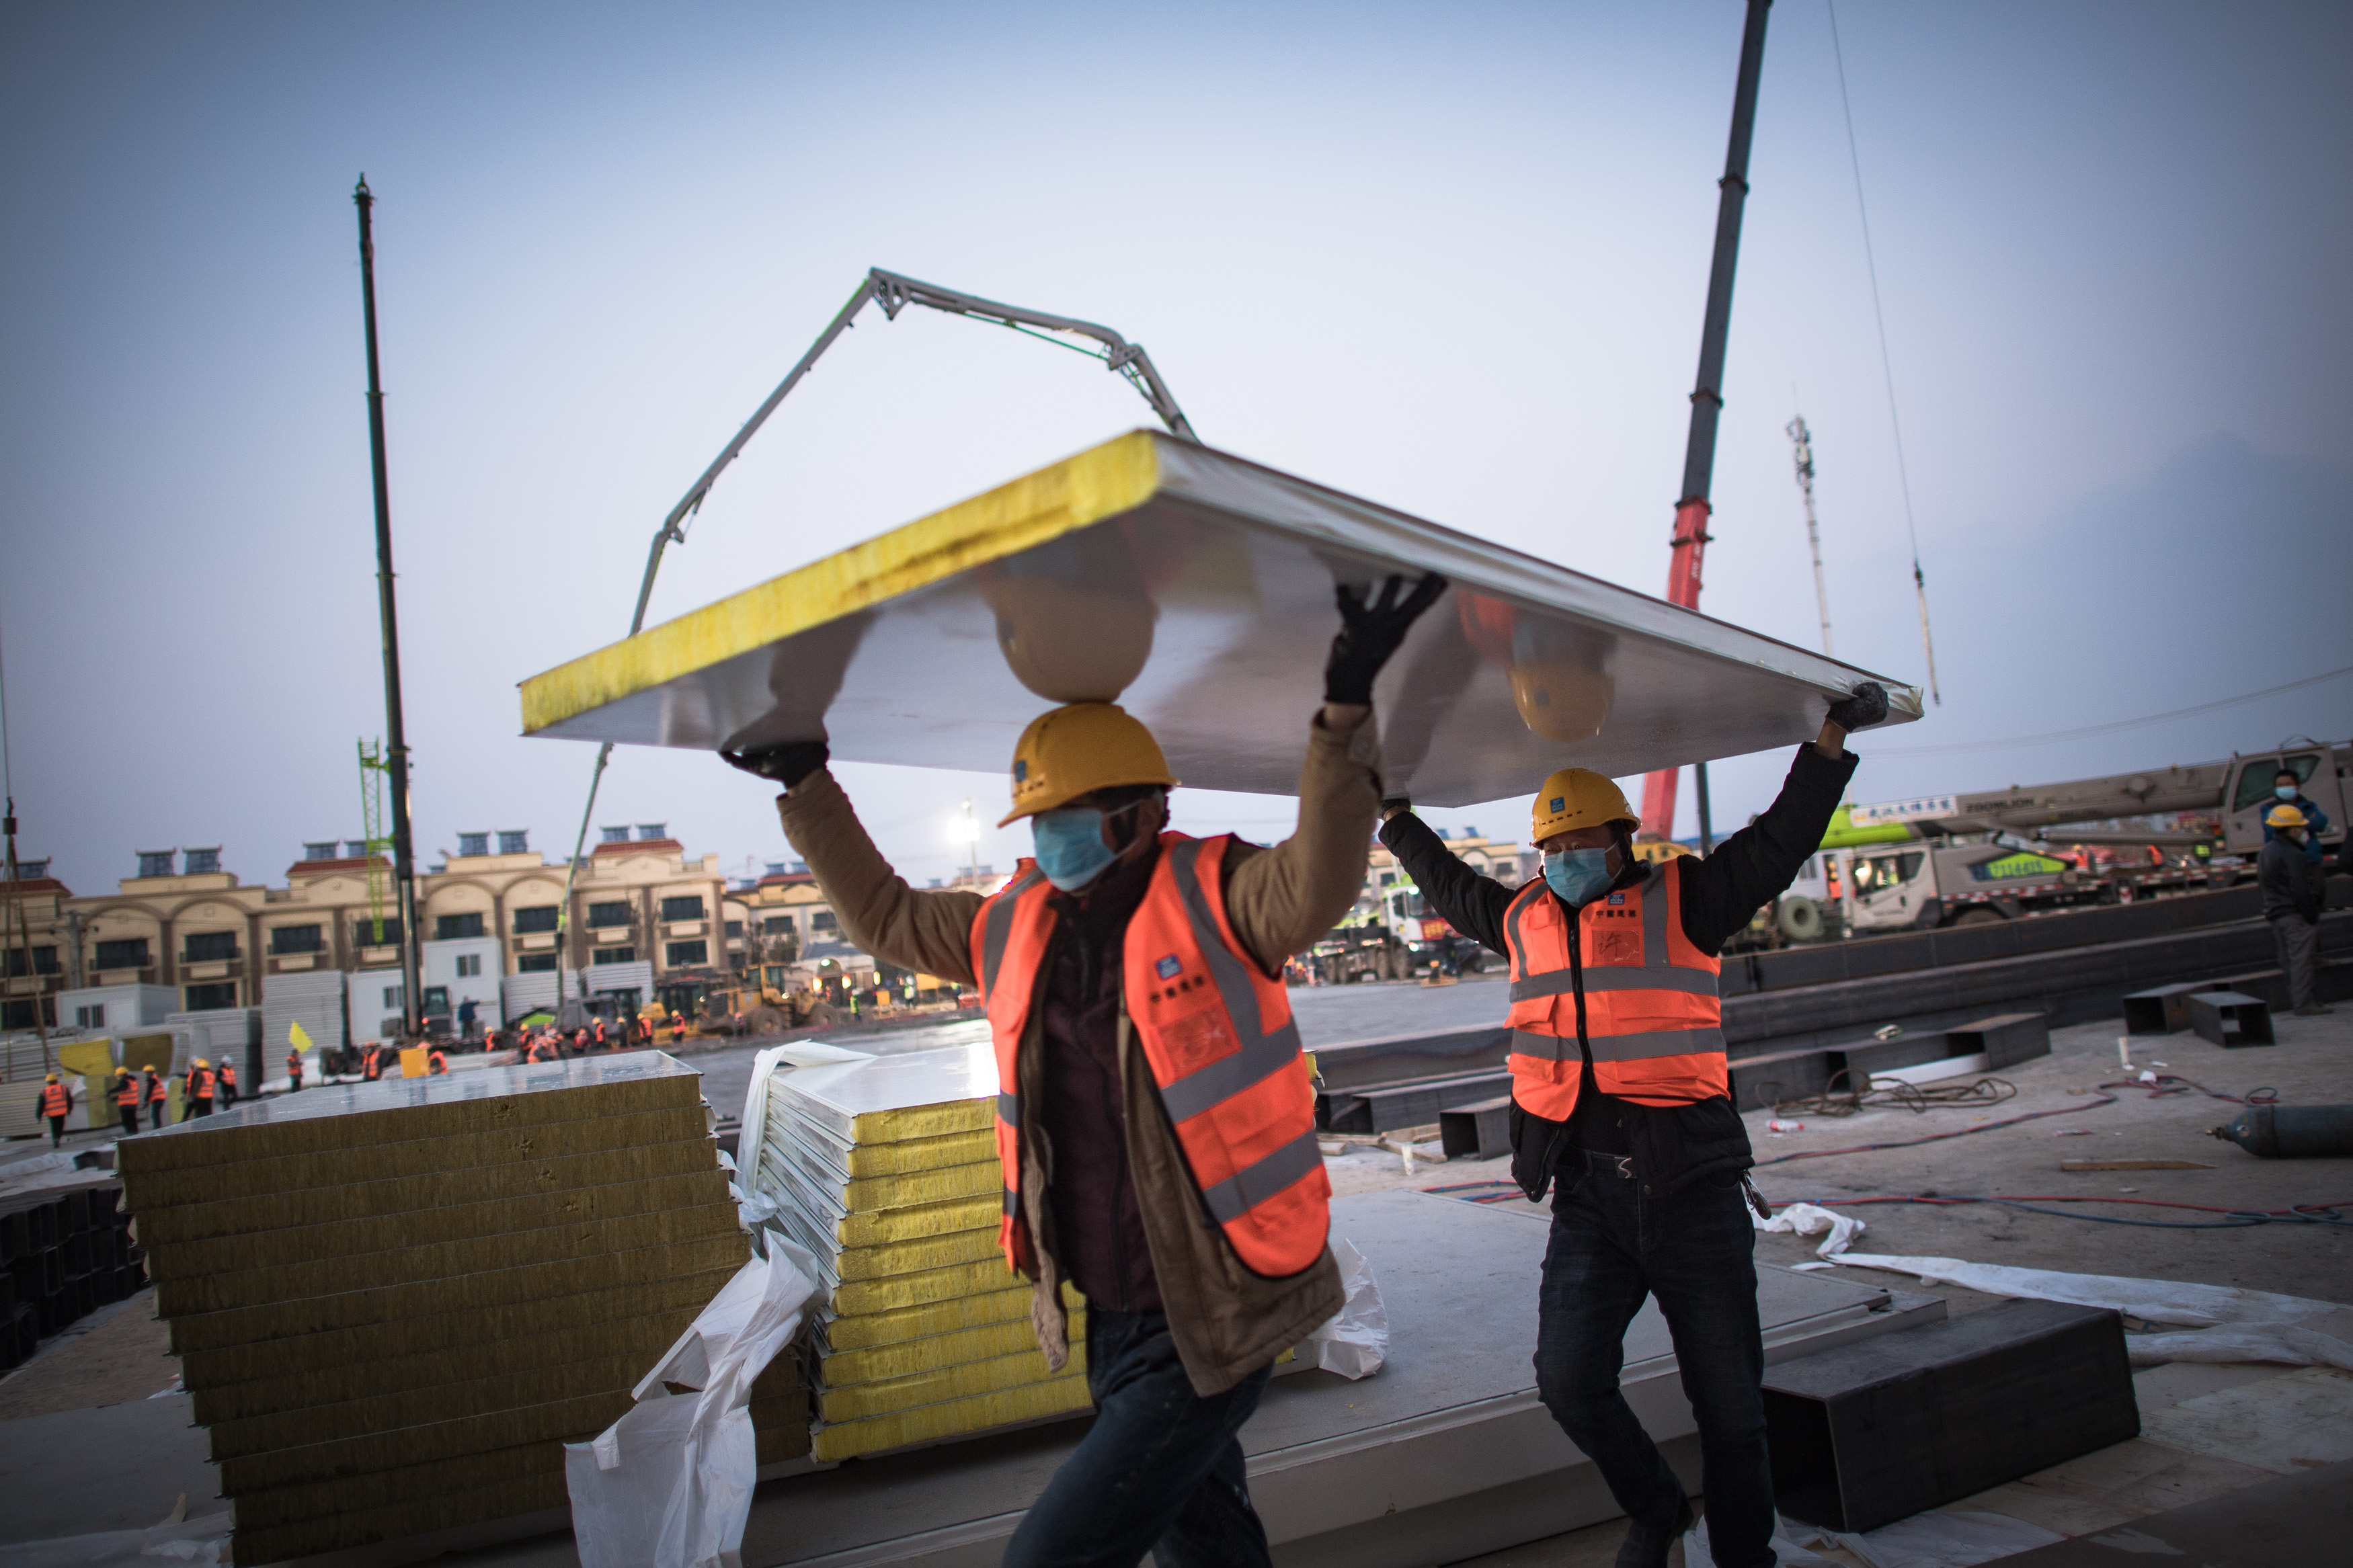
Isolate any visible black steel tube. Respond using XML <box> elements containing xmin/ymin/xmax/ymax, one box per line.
<box><xmin>1695</xmin><ymin>761</ymin><xmax>1716</xmax><ymax>854</ymax></box>
<box><xmin>1676</xmin><ymin>0</ymin><xmax>1773</xmax><ymax>508</ymax></box>
<box><xmin>354</xmin><ymin>177</ymin><xmax>422</xmax><ymax>1040</ymax></box>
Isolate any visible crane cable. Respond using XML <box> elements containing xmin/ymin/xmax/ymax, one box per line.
<box><xmin>1827</xmin><ymin>0</ymin><xmax>1940</xmax><ymax>706</ymax></box>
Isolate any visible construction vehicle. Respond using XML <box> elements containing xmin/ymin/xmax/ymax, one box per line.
<box><xmin>1839</xmin><ymin>741</ymin><xmax>2347</xmax><ymax>934</ymax></box>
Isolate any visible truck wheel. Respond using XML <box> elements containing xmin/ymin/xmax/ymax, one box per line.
<box><xmin>1777</xmin><ymin>896</ymin><xmax>1825</xmax><ymax>943</ymax></box>
<box><xmin>1952</xmin><ymin>907</ymin><xmax>2005</xmax><ymax>927</ymax></box>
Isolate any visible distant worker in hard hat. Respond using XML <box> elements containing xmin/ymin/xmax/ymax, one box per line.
<box><xmin>2263</xmin><ymin>765</ymin><xmax>2331</xmax><ymax>867</ymax></box>
<box><xmin>36</xmin><ymin>1073</ymin><xmax>73</xmax><ymax>1147</ymax></box>
<box><xmin>286</xmin><ymin>1046</ymin><xmax>304</xmax><ymax>1093</ymax></box>
<box><xmin>143</xmin><ymin>1067</ymin><xmax>167</xmax><ymax>1130</ymax></box>
<box><xmin>215</xmin><ymin>1057</ymin><xmax>238</xmax><ymax>1107</ymax></box>
<box><xmin>428</xmin><ymin>1045</ymin><xmax>450</xmax><ymax>1075</ymax></box>
<box><xmin>2260</xmin><ymin>804</ymin><xmax>2330</xmax><ymax>1017</ymax></box>
<box><xmin>724</xmin><ymin>573</ymin><xmax>1443</xmax><ymax>1568</ymax></box>
<box><xmin>184</xmin><ymin>1058</ymin><xmax>215</xmax><ymax>1119</ymax></box>
<box><xmin>113</xmin><ymin>1067</ymin><xmax>141</xmax><ymax>1136</ymax></box>
<box><xmin>1378</xmin><ymin>681</ymin><xmax>1888</xmax><ymax>1568</ymax></box>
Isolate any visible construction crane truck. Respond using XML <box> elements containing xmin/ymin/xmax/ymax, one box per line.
<box><xmin>1838</xmin><ymin>741</ymin><xmax>2347</xmax><ymax>934</ymax></box>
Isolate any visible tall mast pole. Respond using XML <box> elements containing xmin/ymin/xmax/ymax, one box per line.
<box><xmin>1787</xmin><ymin>413</ymin><xmax>1833</xmax><ymax>653</ymax></box>
<box><xmin>1639</xmin><ymin>0</ymin><xmax>1772</xmax><ymax>844</ymax></box>
<box><xmin>354</xmin><ymin>177</ymin><xmax>422</xmax><ymax>1040</ymax></box>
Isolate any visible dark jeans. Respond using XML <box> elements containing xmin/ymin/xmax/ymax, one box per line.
<box><xmin>46</xmin><ymin>1116</ymin><xmax>64</xmax><ymax>1148</ymax></box>
<box><xmin>119</xmin><ymin>1107</ymin><xmax>138</xmax><ymax>1136</ymax></box>
<box><xmin>2270</xmin><ymin>915</ymin><xmax>2319</xmax><ymax>1010</ymax></box>
<box><xmin>1003</xmin><ymin>1307</ymin><xmax>1273</xmax><ymax>1568</ymax></box>
<box><xmin>1536</xmin><ymin>1152</ymin><xmax>1775</xmax><ymax>1568</ymax></box>
<box><xmin>147</xmin><ymin>1104</ymin><xmax>165</xmax><ymax>1130</ymax></box>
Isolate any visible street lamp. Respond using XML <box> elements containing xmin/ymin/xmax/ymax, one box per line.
<box><xmin>948</xmin><ymin>800</ymin><xmax>980</xmax><ymax>890</ymax></box>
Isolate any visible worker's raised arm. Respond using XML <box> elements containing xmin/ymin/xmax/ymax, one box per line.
<box><xmin>726</xmin><ymin>742</ymin><xmax>984</xmax><ymax>987</ymax></box>
<box><xmin>1675</xmin><ymin>684</ymin><xmax>1879</xmax><ymax>954</ymax></box>
<box><xmin>1376</xmin><ymin>808</ymin><xmax>1515</xmax><ymax>956</ymax></box>
<box><xmin>1224</xmin><ymin>573</ymin><xmax>1447</xmax><ymax>973</ymax></box>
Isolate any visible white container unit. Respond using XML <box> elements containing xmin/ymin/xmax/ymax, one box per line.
<box><xmin>56</xmin><ymin>985</ymin><xmax>177</xmax><ymax>1034</ymax></box>
<box><xmin>263</xmin><ymin>969</ymin><xmax>350</xmax><ymax>1074</ymax></box>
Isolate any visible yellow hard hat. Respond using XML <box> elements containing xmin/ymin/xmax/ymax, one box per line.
<box><xmin>1531</xmin><ymin>768</ymin><xmax>1638</xmax><ymax>843</ymax></box>
<box><xmin>195</xmin><ymin>1058</ymin><xmax>208</xmax><ymax>1068</ymax></box>
<box><xmin>1000</xmin><ymin>703</ymin><xmax>1178</xmax><ymax>826</ymax></box>
<box><xmin>45</xmin><ymin>1073</ymin><xmax>58</xmax><ymax>1083</ymax></box>
<box><xmin>2267</xmin><ymin>803</ymin><xmax>2308</xmax><ymax>829</ymax></box>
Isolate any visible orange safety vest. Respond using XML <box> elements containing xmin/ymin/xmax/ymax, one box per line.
<box><xmin>428</xmin><ymin>1050</ymin><xmax>448</xmax><ymax>1075</ymax></box>
<box><xmin>146</xmin><ymin>1074</ymin><xmax>167</xmax><ymax>1104</ymax></box>
<box><xmin>38</xmin><ymin>1083</ymin><xmax>70</xmax><ymax>1118</ymax></box>
<box><xmin>362</xmin><ymin>1049</ymin><xmax>382</xmax><ymax>1080</ymax></box>
<box><xmin>286</xmin><ymin>1051</ymin><xmax>302</xmax><ymax>1073</ymax></box>
<box><xmin>188</xmin><ymin>1068</ymin><xmax>214</xmax><ymax>1100</ymax></box>
<box><xmin>116</xmin><ymin>1077</ymin><xmax>141</xmax><ymax>1108</ymax></box>
<box><xmin>1503</xmin><ymin>868</ymin><xmax>1725</xmax><ymax>1120</ymax></box>
<box><xmin>218</xmin><ymin>1063</ymin><xmax>237</xmax><ymax>1089</ymax></box>
<box><xmin>972</xmin><ymin>833</ymin><xmax>1328</xmax><ymax>1280</ymax></box>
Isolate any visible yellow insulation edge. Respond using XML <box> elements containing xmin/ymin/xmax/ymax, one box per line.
<box><xmin>520</xmin><ymin>431</ymin><xmax>1163</xmax><ymax>733</ymax></box>
<box><xmin>811</xmin><ymin>1372</ymin><xmax>1094</xmax><ymax>1462</ymax></box>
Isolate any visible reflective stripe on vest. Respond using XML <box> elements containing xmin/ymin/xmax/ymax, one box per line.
<box><xmin>969</xmin><ymin>835</ymin><xmax>1330</xmax><ymax>1280</ymax></box>
<box><xmin>189</xmin><ymin>1070</ymin><xmax>213</xmax><ymax>1098</ymax></box>
<box><xmin>1503</xmin><ymin>868</ymin><xmax>1725</xmax><ymax>1119</ymax></box>
<box><xmin>116</xmin><ymin>1080</ymin><xmax>141</xmax><ymax>1107</ymax></box>
<box><xmin>147</xmin><ymin>1077</ymin><xmax>165</xmax><ymax>1103</ymax></box>
<box><xmin>39</xmin><ymin>1085</ymin><xmax>69</xmax><ymax>1118</ymax></box>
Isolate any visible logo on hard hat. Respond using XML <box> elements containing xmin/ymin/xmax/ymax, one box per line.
<box><xmin>1012</xmin><ymin>759</ymin><xmax>1029</xmax><ymax>783</ymax></box>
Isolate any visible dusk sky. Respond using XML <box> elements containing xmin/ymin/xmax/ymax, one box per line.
<box><xmin>3</xmin><ymin>1</ymin><xmax>2348</xmax><ymax>895</ymax></box>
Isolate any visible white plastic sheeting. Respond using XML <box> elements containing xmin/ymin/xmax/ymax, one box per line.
<box><xmin>1686</xmin><ymin>1509</ymin><xmax>2063</xmax><ymax>1568</ymax></box>
<box><xmin>1304</xmin><ymin>1237</ymin><xmax>1389</xmax><ymax>1378</ymax></box>
<box><xmin>0</xmin><ymin>1512</ymin><xmax>233</xmax><ymax>1566</ymax></box>
<box><xmin>1832</xmin><ymin>1253</ymin><xmax>2353</xmax><ymax>1370</ymax></box>
<box><xmin>565</xmin><ymin>1240</ymin><xmax>822</xmax><ymax>1568</ymax></box>
<box><xmin>1752</xmin><ymin>1200</ymin><xmax>1866</xmax><ymax>1257</ymax></box>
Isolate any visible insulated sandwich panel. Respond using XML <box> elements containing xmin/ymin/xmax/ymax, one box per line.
<box><xmin>518</xmin><ymin>431</ymin><xmax>1919</xmax><ymax>806</ymax></box>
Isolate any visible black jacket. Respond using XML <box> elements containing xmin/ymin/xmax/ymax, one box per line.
<box><xmin>1380</xmin><ymin>743</ymin><xmax>1858</xmax><ymax>1200</ymax></box>
<box><xmin>2258</xmin><ymin>835</ymin><xmax>2321</xmax><ymax>924</ymax></box>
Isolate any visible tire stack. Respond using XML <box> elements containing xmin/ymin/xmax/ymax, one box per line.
<box><xmin>754</xmin><ymin>1044</ymin><xmax>1089</xmax><ymax>1462</ymax></box>
<box><xmin>0</xmin><ymin>1177</ymin><xmax>141</xmax><ymax>1366</ymax></box>
<box><xmin>116</xmin><ymin>1052</ymin><xmax>805</xmax><ymax>1566</ymax></box>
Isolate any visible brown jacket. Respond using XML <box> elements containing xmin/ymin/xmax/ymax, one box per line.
<box><xmin>775</xmin><ymin>708</ymin><xmax>1385</xmax><ymax>1393</ymax></box>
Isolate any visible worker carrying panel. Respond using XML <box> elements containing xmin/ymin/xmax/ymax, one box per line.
<box><xmin>518</xmin><ymin>432</ymin><xmax>1917</xmax><ymax>806</ymax></box>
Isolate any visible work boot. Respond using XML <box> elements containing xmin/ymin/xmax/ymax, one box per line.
<box><xmin>2295</xmin><ymin>1003</ymin><xmax>2335</xmax><ymax>1016</ymax></box>
<box><xmin>1616</xmin><ymin>1497</ymin><xmax>1694</xmax><ymax>1568</ymax></box>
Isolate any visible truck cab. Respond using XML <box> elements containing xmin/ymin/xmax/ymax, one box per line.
<box><xmin>1847</xmin><ymin>842</ymin><xmax>2090</xmax><ymax>933</ymax></box>
<box><xmin>2219</xmin><ymin>747</ymin><xmax>2348</xmax><ymax>855</ymax></box>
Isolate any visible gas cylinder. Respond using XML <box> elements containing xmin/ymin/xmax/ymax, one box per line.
<box><xmin>2208</xmin><ymin>1106</ymin><xmax>2353</xmax><ymax>1158</ymax></box>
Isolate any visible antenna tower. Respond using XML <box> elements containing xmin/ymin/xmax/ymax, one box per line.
<box><xmin>1786</xmin><ymin>414</ymin><xmax>1833</xmax><ymax>655</ymax></box>
<box><xmin>358</xmin><ymin>741</ymin><xmax>392</xmax><ymax>944</ymax></box>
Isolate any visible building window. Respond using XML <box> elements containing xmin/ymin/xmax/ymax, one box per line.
<box><xmin>137</xmin><ymin>850</ymin><xmax>176</xmax><ymax>879</ymax></box>
<box><xmin>588</xmin><ymin>901</ymin><xmax>634</xmax><ymax>928</ymax></box>
<box><xmin>723</xmin><ymin>921</ymin><xmax>744</xmax><ymax>939</ymax></box>
<box><xmin>760</xmin><ymin>915</ymin><xmax>795</xmax><ymax>936</ymax></box>
<box><xmin>185</xmin><ymin>982</ymin><xmax>238</xmax><ymax>1011</ymax></box>
<box><xmin>600</xmin><ymin>826</ymin><xmax>632</xmax><ymax>844</ymax></box>
<box><xmin>456</xmin><ymin>833</ymin><xmax>489</xmax><ymax>858</ymax></box>
<box><xmin>3</xmin><ymin>998</ymin><xmax>57</xmax><ymax>1031</ymax></box>
<box><xmin>660</xmin><ymin>895</ymin><xmax>706</xmax><ymax>923</ymax></box>
<box><xmin>184</xmin><ymin>848</ymin><xmax>222</xmax><ymax>876</ymax></box>
<box><xmin>183</xmin><ymin>931</ymin><xmax>239</xmax><ymax>963</ymax></box>
<box><xmin>8</xmin><ymin>859</ymin><xmax>47</xmax><ymax>882</ymax></box>
<box><xmin>665</xmin><ymin>940</ymin><xmax>708</xmax><ymax>967</ymax></box>
<box><xmin>76</xmin><ymin>1003</ymin><xmax>106</xmax><ymax>1029</ymax></box>
<box><xmin>95</xmin><ymin>938</ymin><xmax>151</xmax><ymax>971</ymax></box>
<box><xmin>594</xmin><ymin>947</ymin><xmax>637</xmax><ymax>965</ymax></box>
<box><xmin>516</xmin><ymin>952</ymin><xmax>558</xmax><ymax>972</ymax></box>
<box><xmin>456</xmin><ymin>954</ymin><xmax>482</xmax><ymax>978</ymax></box>
<box><xmin>811</xmin><ymin>911</ymin><xmax>837</xmax><ymax>932</ymax></box>
<box><xmin>302</xmin><ymin>841</ymin><xmax>339</xmax><ymax>862</ymax></box>
<box><xmin>3</xmin><ymin>946</ymin><xmax>56</xmax><ymax>978</ymax></box>
<box><xmin>436</xmin><ymin>912</ymin><xmax>485</xmax><ymax>940</ymax></box>
<box><xmin>379</xmin><ymin>984</ymin><xmax>405</xmax><ymax>1009</ymax></box>
<box><xmin>269</xmin><ymin>925</ymin><xmax>323</xmax><ymax>955</ymax></box>
<box><xmin>498</xmin><ymin>830</ymin><xmax>530</xmax><ymax>856</ymax></box>
<box><xmin>354</xmin><ymin>916</ymin><xmax>403</xmax><ymax>948</ymax></box>
<box><xmin>512</xmin><ymin>905</ymin><xmax>559</xmax><ymax>934</ymax></box>
<box><xmin>637</xmin><ymin>823</ymin><xmax>668</xmax><ymax>841</ymax></box>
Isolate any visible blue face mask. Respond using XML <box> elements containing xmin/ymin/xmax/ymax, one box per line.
<box><xmin>1031</xmin><ymin>800</ymin><xmax>1152</xmax><ymax>893</ymax></box>
<box><xmin>2277</xmin><ymin>785</ymin><xmax>2299</xmax><ymax>801</ymax></box>
<box><xmin>1543</xmin><ymin>846</ymin><xmax>1615</xmax><ymax>906</ymax></box>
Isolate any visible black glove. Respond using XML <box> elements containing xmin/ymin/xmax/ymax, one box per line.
<box><xmin>721</xmin><ymin>739</ymin><xmax>830</xmax><ymax>789</ymax></box>
<box><xmin>1325</xmin><ymin>573</ymin><xmax>1447</xmax><ymax>706</ymax></box>
<box><xmin>1825</xmin><ymin>681</ymin><xmax>1889</xmax><ymax>732</ymax></box>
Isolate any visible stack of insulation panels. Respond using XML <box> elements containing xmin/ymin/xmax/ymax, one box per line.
<box><xmin>758</xmin><ymin>1044</ymin><xmax>1089</xmax><ymax>1462</ymax></box>
<box><xmin>116</xmin><ymin>1051</ymin><xmax>806</xmax><ymax>1566</ymax></box>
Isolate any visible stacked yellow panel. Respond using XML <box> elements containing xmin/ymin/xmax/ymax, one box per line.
<box><xmin>118</xmin><ymin>1053</ymin><xmax>807</xmax><ymax>1567</ymax></box>
<box><xmin>759</xmin><ymin>1044</ymin><xmax>1090</xmax><ymax>1462</ymax></box>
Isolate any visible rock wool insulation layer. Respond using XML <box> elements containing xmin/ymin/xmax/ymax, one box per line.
<box><xmin>116</xmin><ymin>1050</ymin><xmax>804</xmax><ymax>1565</ymax></box>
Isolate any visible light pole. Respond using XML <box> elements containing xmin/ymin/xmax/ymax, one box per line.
<box><xmin>950</xmin><ymin>800</ymin><xmax>981</xmax><ymax>891</ymax></box>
